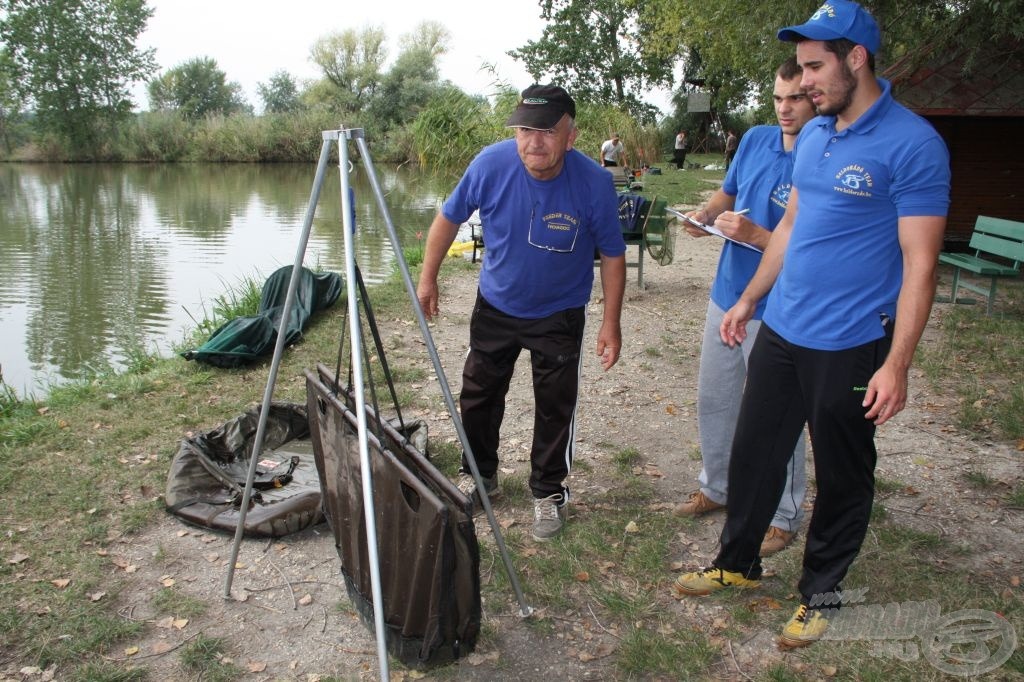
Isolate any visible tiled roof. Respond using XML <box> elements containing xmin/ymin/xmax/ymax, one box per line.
<box><xmin>882</xmin><ymin>44</ymin><xmax>1024</xmax><ymax>116</ymax></box>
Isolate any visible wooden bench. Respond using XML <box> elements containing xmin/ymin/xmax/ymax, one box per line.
<box><xmin>938</xmin><ymin>215</ymin><xmax>1024</xmax><ymax>314</ymax></box>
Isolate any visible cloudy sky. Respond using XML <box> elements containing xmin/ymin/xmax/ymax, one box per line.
<box><xmin>133</xmin><ymin>0</ymin><xmax>548</xmax><ymax>111</ymax></box>
<box><xmin>133</xmin><ymin>0</ymin><xmax>673</xmax><ymax>115</ymax></box>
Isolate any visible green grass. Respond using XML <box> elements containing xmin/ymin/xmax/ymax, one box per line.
<box><xmin>964</xmin><ymin>470</ymin><xmax>998</xmax><ymax>489</ymax></box>
<box><xmin>178</xmin><ymin>271</ymin><xmax>264</xmax><ymax>345</ymax></box>
<box><xmin>152</xmin><ymin>587</ymin><xmax>208</xmax><ymax>619</ymax></box>
<box><xmin>917</xmin><ymin>299</ymin><xmax>1024</xmax><ymax>440</ymax></box>
<box><xmin>1009</xmin><ymin>483</ymin><xmax>1024</xmax><ymax>507</ymax></box>
<box><xmin>179</xmin><ymin>635</ymin><xmax>242</xmax><ymax>681</ymax></box>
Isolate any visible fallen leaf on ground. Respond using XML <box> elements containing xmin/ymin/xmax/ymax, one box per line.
<box><xmin>50</xmin><ymin>578</ymin><xmax>71</xmax><ymax>589</ymax></box>
<box><xmin>8</xmin><ymin>553</ymin><xmax>29</xmax><ymax>564</ymax></box>
<box><xmin>465</xmin><ymin>651</ymin><xmax>499</xmax><ymax>666</ymax></box>
<box><xmin>747</xmin><ymin>596</ymin><xmax>782</xmax><ymax>612</ymax></box>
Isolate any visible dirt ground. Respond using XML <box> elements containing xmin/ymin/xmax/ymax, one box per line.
<box><xmin>37</xmin><ymin>224</ymin><xmax>1023</xmax><ymax>681</ymax></box>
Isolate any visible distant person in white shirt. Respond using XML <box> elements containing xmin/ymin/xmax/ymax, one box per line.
<box><xmin>600</xmin><ymin>133</ymin><xmax>627</xmax><ymax>167</ymax></box>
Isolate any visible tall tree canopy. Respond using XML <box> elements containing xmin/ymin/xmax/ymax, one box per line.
<box><xmin>148</xmin><ymin>57</ymin><xmax>249</xmax><ymax>119</ymax></box>
<box><xmin>309</xmin><ymin>26</ymin><xmax>387</xmax><ymax>113</ymax></box>
<box><xmin>364</xmin><ymin>21</ymin><xmax>451</xmax><ymax>132</ymax></box>
<box><xmin>257</xmin><ymin>70</ymin><xmax>301</xmax><ymax>114</ymax></box>
<box><xmin>0</xmin><ymin>0</ymin><xmax>156</xmax><ymax>156</ymax></box>
<box><xmin>639</xmin><ymin>0</ymin><xmax>1024</xmax><ymax>120</ymax></box>
<box><xmin>509</xmin><ymin>0</ymin><xmax>673</xmax><ymax>124</ymax></box>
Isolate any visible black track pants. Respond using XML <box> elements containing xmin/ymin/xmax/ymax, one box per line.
<box><xmin>715</xmin><ymin>322</ymin><xmax>892</xmax><ymax>602</ymax></box>
<box><xmin>459</xmin><ymin>291</ymin><xmax>585</xmax><ymax>500</ymax></box>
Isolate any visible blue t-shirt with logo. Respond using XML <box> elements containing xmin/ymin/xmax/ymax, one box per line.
<box><xmin>764</xmin><ymin>79</ymin><xmax>951</xmax><ymax>350</ymax></box>
<box><xmin>442</xmin><ymin>139</ymin><xmax>625</xmax><ymax>319</ymax></box>
<box><xmin>711</xmin><ymin>125</ymin><xmax>794</xmax><ymax>319</ymax></box>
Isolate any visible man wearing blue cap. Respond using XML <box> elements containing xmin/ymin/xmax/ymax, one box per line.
<box><xmin>672</xmin><ymin>0</ymin><xmax>950</xmax><ymax>648</ymax></box>
<box><xmin>418</xmin><ymin>84</ymin><xmax>626</xmax><ymax>542</ymax></box>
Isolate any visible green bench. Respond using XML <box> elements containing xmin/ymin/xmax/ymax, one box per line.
<box><xmin>938</xmin><ymin>215</ymin><xmax>1024</xmax><ymax>314</ymax></box>
<box><xmin>617</xmin><ymin>194</ymin><xmax>671</xmax><ymax>288</ymax></box>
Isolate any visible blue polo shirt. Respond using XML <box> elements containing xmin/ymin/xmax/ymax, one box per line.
<box><xmin>764</xmin><ymin>79</ymin><xmax>950</xmax><ymax>350</ymax></box>
<box><xmin>711</xmin><ymin>125</ymin><xmax>794</xmax><ymax>319</ymax></box>
<box><xmin>442</xmin><ymin>140</ymin><xmax>625</xmax><ymax>319</ymax></box>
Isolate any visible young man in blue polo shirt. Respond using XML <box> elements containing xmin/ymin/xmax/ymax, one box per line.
<box><xmin>417</xmin><ymin>84</ymin><xmax>627</xmax><ymax>542</ymax></box>
<box><xmin>674</xmin><ymin>57</ymin><xmax>816</xmax><ymax>558</ymax></box>
<box><xmin>672</xmin><ymin>0</ymin><xmax>950</xmax><ymax>648</ymax></box>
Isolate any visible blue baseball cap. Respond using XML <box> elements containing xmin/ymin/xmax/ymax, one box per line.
<box><xmin>777</xmin><ymin>1</ymin><xmax>881</xmax><ymax>55</ymax></box>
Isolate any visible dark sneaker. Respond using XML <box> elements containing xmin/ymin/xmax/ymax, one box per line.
<box><xmin>672</xmin><ymin>567</ymin><xmax>760</xmax><ymax>597</ymax></box>
<box><xmin>778</xmin><ymin>604</ymin><xmax>830</xmax><ymax>648</ymax></box>
<box><xmin>532</xmin><ymin>493</ymin><xmax>567</xmax><ymax>541</ymax></box>
<box><xmin>760</xmin><ymin>526</ymin><xmax>797</xmax><ymax>556</ymax></box>
<box><xmin>456</xmin><ymin>471</ymin><xmax>499</xmax><ymax>513</ymax></box>
<box><xmin>672</xmin><ymin>490</ymin><xmax>726</xmax><ymax>517</ymax></box>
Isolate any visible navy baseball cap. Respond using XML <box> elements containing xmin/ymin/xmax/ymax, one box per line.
<box><xmin>505</xmin><ymin>84</ymin><xmax>576</xmax><ymax>129</ymax></box>
<box><xmin>777</xmin><ymin>0</ymin><xmax>881</xmax><ymax>55</ymax></box>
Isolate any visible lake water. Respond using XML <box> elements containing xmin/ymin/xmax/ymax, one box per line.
<box><xmin>0</xmin><ymin>161</ymin><xmax>455</xmax><ymax>397</ymax></box>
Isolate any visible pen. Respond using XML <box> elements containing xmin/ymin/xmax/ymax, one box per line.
<box><xmin>734</xmin><ymin>208</ymin><xmax>750</xmax><ymax>216</ymax></box>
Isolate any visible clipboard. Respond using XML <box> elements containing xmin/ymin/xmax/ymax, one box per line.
<box><xmin>666</xmin><ymin>208</ymin><xmax>763</xmax><ymax>253</ymax></box>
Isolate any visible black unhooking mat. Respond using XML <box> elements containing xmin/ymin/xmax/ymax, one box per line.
<box><xmin>164</xmin><ymin>402</ymin><xmax>323</xmax><ymax>537</ymax></box>
<box><xmin>305</xmin><ymin>363</ymin><xmax>481</xmax><ymax>669</ymax></box>
<box><xmin>182</xmin><ymin>265</ymin><xmax>344</xmax><ymax>368</ymax></box>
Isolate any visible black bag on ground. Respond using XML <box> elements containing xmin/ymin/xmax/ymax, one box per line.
<box><xmin>164</xmin><ymin>402</ymin><xmax>323</xmax><ymax>537</ymax></box>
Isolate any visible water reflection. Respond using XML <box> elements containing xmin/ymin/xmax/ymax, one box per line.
<box><xmin>0</xmin><ymin>161</ymin><xmax>453</xmax><ymax>396</ymax></box>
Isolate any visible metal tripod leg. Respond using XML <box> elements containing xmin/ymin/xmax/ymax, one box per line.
<box><xmin>221</xmin><ymin>131</ymin><xmax>391</xmax><ymax>680</ymax></box>
<box><xmin>353</xmin><ymin>132</ymin><xmax>534</xmax><ymax>619</ymax></box>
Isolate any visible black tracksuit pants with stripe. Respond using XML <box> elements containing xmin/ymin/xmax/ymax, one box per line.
<box><xmin>715</xmin><ymin>321</ymin><xmax>893</xmax><ymax>604</ymax></box>
<box><xmin>459</xmin><ymin>291</ymin><xmax>585</xmax><ymax>502</ymax></box>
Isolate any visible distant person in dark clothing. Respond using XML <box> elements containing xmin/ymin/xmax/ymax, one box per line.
<box><xmin>724</xmin><ymin>130</ymin><xmax>738</xmax><ymax>169</ymax></box>
<box><xmin>673</xmin><ymin>129</ymin><xmax>688</xmax><ymax>170</ymax></box>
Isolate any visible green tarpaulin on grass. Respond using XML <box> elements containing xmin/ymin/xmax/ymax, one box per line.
<box><xmin>182</xmin><ymin>265</ymin><xmax>343</xmax><ymax>368</ymax></box>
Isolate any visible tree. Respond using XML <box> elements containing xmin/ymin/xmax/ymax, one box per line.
<box><xmin>0</xmin><ymin>49</ymin><xmax>27</xmax><ymax>154</ymax></box>
<box><xmin>0</xmin><ymin>0</ymin><xmax>156</xmax><ymax>157</ymax></box>
<box><xmin>257</xmin><ymin>70</ymin><xmax>301</xmax><ymax>114</ymax></box>
<box><xmin>309</xmin><ymin>26</ymin><xmax>386</xmax><ymax>113</ymax></box>
<box><xmin>639</xmin><ymin>0</ymin><xmax>1024</xmax><ymax>123</ymax></box>
<box><xmin>364</xmin><ymin>22</ymin><xmax>450</xmax><ymax>132</ymax></box>
<box><xmin>508</xmin><ymin>0</ymin><xmax>674</xmax><ymax>124</ymax></box>
<box><xmin>148</xmin><ymin>57</ymin><xmax>249</xmax><ymax>119</ymax></box>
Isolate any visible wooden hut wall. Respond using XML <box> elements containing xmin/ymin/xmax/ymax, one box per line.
<box><xmin>929</xmin><ymin>116</ymin><xmax>1024</xmax><ymax>247</ymax></box>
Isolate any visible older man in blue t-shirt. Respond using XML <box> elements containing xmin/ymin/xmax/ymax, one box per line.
<box><xmin>673</xmin><ymin>0</ymin><xmax>950</xmax><ymax>649</ymax></box>
<box><xmin>417</xmin><ymin>84</ymin><xmax>626</xmax><ymax>543</ymax></box>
